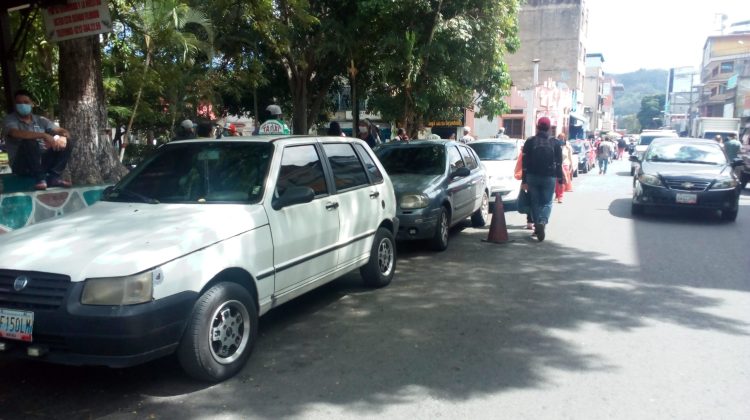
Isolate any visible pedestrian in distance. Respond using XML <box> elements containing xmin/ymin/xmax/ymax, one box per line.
<box><xmin>496</xmin><ymin>127</ymin><xmax>509</xmax><ymax>139</ymax></box>
<box><xmin>521</xmin><ymin>117</ymin><xmax>564</xmax><ymax>242</ymax></box>
<box><xmin>327</xmin><ymin>121</ymin><xmax>344</xmax><ymax>137</ymax></box>
<box><xmin>175</xmin><ymin>119</ymin><xmax>197</xmax><ymax>140</ymax></box>
<box><xmin>395</xmin><ymin>128</ymin><xmax>409</xmax><ymax>142</ymax></box>
<box><xmin>555</xmin><ymin>133</ymin><xmax>574</xmax><ymax>203</ymax></box>
<box><xmin>597</xmin><ymin>138</ymin><xmax>613</xmax><ymax>174</ymax></box>
<box><xmin>460</xmin><ymin>126</ymin><xmax>474</xmax><ymax>144</ymax></box>
<box><xmin>724</xmin><ymin>133</ymin><xmax>742</xmax><ymax>162</ymax></box>
<box><xmin>617</xmin><ymin>137</ymin><xmax>627</xmax><ymax>159</ymax></box>
<box><xmin>714</xmin><ymin>134</ymin><xmax>724</xmax><ymax>145</ymax></box>
<box><xmin>2</xmin><ymin>89</ymin><xmax>74</xmax><ymax>190</ymax></box>
<box><xmin>357</xmin><ymin>119</ymin><xmax>381</xmax><ymax>148</ymax></box>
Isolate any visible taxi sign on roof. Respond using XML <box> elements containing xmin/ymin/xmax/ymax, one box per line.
<box><xmin>259</xmin><ymin>120</ymin><xmax>290</xmax><ymax>135</ymax></box>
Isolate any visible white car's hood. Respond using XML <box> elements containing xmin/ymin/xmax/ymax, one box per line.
<box><xmin>0</xmin><ymin>201</ymin><xmax>268</xmax><ymax>281</ymax></box>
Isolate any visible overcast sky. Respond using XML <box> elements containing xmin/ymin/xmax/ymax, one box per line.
<box><xmin>586</xmin><ymin>0</ymin><xmax>748</xmax><ymax>74</ymax></box>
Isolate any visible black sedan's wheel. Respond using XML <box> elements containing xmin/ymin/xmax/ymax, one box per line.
<box><xmin>631</xmin><ymin>203</ymin><xmax>644</xmax><ymax>216</ymax></box>
<box><xmin>430</xmin><ymin>207</ymin><xmax>450</xmax><ymax>251</ymax></box>
<box><xmin>178</xmin><ymin>282</ymin><xmax>258</xmax><ymax>382</ymax></box>
<box><xmin>360</xmin><ymin>227</ymin><xmax>396</xmax><ymax>287</ymax></box>
<box><xmin>471</xmin><ymin>192</ymin><xmax>490</xmax><ymax>227</ymax></box>
<box><xmin>721</xmin><ymin>208</ymin><xmax>738</xmax><ymax>222</ymax></box>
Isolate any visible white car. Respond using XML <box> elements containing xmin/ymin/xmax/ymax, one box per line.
<box><xmin>0</xmin><ymin>136</ymin><xmax>398</xmax><ymax>382</ymax></box>
<box><xmin>468</xmin><ymin>138</ymin><xmax>524</xmax><ymax>205</ymax></box>
<box><xmin>631</xmin><ymin>130</ymin><xmax>679</xmax><ymax>175</ymax></box>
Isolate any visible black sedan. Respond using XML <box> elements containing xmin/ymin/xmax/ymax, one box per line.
<box><xmin>630</xmin><ymin>138</ymin><xmax>743</xmax><ymax>221</ymax></box>
<box><xmin>375</xmin><ymin>141</ymin><xmax>489</xmax><ymax>251</ymax></box>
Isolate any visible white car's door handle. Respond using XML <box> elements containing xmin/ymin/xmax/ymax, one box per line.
<box><xmin>369</xmin><ymin>191</ymin><xmax>380</xmax><ymax>199</ymax></box>
<box><xmin>325</xmin><ymin>202</ymin><xmax>339</xmax><ymax>210</ymax></box>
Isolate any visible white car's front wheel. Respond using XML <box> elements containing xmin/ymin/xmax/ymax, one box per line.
<box><xmin>178</xmin><ymin>282</ymin><xmax>258</xmax><ymax>382</ymax></box>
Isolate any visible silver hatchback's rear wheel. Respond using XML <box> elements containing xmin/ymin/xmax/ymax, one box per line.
<box><xmin>430</xmin><ymin>207</ymin><xmax>450</xmax><ymax>251</ymax></box>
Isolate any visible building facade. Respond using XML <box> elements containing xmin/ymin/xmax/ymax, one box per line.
<box><xmin>698</xmin><ymin>29</ymin><xmax>750</xmax><ymax>131</ymax></box>
<box><xmin>500</xmin><ymin>0</ymin><xmax>590</xmax><ymax>138</ymax></box>
<box><xmin>664</xmin><ymin>66</ymin><xmax>699</xmax><ymax>135</ymax></box>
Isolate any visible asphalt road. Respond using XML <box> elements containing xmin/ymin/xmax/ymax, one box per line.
<box><xmin>1</xmin><ymin>158</ymin><xmax>749</xmax><ymax>420</ymax></box>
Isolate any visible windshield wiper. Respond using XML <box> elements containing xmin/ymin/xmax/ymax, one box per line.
<box><xmin>108</xmin><ymin>188</ymin><xmax>160</xmax><ymax>204</ymax></box>
<box><xmin>677</xmin><ymin>160</ymin><xmax>719</xmax><ymax>165</ymax></box>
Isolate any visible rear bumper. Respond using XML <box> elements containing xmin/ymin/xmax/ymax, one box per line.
<box><xmin>0</xmin><ymin>284</ymin><xmax>197</xmax><ymax>368</ymax></box>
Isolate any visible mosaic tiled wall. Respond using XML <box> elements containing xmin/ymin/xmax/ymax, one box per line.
<box><xmin>0</xmin><ymin>187</ymin><xmax>106</xmax><ymax>234</ymax></box>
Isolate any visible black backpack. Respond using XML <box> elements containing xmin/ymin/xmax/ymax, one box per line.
<box><xmin>529</xmin><ymin>135</ymin><xmax>556</xmax><ymax>174</ymax></box>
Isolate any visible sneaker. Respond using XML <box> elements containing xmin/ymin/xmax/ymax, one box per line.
<box><xmin>536</xmin><ymin>223</ymin><xmax>546</xmax><ymax>242</ymax></box>
<box><xmin>47</xmin><ymin>177</ymin><xmax>72</xmax><ymax>188</ymax></box>
<box><xmin>34</xmin><ymin>180</ymin><xmax>47</xmax><ymax>191</ymax></box>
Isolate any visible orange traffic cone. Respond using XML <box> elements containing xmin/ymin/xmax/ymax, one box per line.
<box><xmin>483</xmin><ymin>192</ymin><xmax>510</xmax><ymax>244</ymax></box>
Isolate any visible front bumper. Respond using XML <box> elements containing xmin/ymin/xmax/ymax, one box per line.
<box><xmin>396</xmin><ymin>207</ymin><xmax>441</xmax><ymax>240</ymax></box>
<box><xmin>633</xmin><ymin>182</ymin><xmax>739</xmax><ymax>211</ymax></box>
<box><xmin>489</xmin><ymin>185</ymin><xmax>520</xmax><ymax>205</ymax></box>
<box><xmin>0</xmin><ymin>280</ymin><xmax>197</xmax><ymax>368</ymax></box>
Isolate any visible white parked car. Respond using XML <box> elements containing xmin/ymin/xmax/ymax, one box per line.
<box><xmin>631</xmin><ymin>129</ymin><xmax>678</xmax><ymax>175</ymax></box>
<box><xmin>0</xmin><ymin>136</ymin><xmax>398</xmax><ymax>381</ymax></box>
<box><xmin>468</xmin><ymin>138</ymin><xmax>524</xmax><ymax>205</ymax></box>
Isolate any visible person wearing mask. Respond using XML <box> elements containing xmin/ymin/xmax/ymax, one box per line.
<box><xmin>555</xmin><ymin>133</ymin><xmax>574</xmax><ymax>203</ymax></box>
<box><xmin>2</xmin><ymin>89</ymin><xmax>73</xmax><ymax>190</ymax></box>
<box><xmin>522</xmin><ymin>117</ymin><xmax>564</xmax><ymax>242</ymax></box>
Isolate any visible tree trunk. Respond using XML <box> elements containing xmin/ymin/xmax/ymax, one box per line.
<box><xmin>123</xmin><ymin>46</ymin><xmax>152</xmax><ymax>159</ymax></box>
<box><xmin>290</xmin><ymin>73</ymin><xmax>308</xmax><ymax>135</ymax></box>
<box><xmin>58</xmin><ymin>36</ymin><xmax>127</xmax><ymax>185</ymax></box>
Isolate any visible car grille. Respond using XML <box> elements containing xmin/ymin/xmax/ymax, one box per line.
<box><xmin>0</xmin><ymin>270</ymin><xmax>71</xmax><ymax>311</ymax></box>
<box><xmin>664</xmin><ymin>179</ymin><xmax>711</xmax><ymax>192</ymax></box>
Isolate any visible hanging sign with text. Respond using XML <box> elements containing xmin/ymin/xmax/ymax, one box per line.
<box><xmin>42</xmin><ymin>0</ymin><xmax>113</xmax><ymax>43</ymax></box>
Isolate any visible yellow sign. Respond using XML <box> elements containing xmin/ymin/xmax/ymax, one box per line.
<box><xmin>429</xmin><ymin>120</ymin><xmax>462</xmax><ymax>127</ymax></box>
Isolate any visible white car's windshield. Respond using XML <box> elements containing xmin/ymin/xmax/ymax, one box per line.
<box><xmin>104</xmin><ymin>142</ymin><xmax>273</xmax><ymax>204</ymax></box>
<box><xmin>644</xmin><ymin>142</ymin><xmax>726</xmax><ymax>165</ymax></box>
<box><xmin>468</xmin><ymin>142</ymin><xmax>517</xmax><ymax>161</ymax></box>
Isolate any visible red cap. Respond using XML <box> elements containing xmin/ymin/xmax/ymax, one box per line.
<box><xmin>537</xmin><ymin>117</ymin><xmax>551</xmax><ymax>130</ymax></box>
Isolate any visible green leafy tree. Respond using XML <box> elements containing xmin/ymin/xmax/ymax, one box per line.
<box><xmin>119</xmin><ymin>0</ymin><xmax>213</xmax><ymax>152</ymax></box>
<box><xmin>361</xmin><ymin>0</ymin><xmax>520</xmax><ymax>136</ymax></box>
<box><xmin>637</xmin><ymin>94</ymin><xmax>665</xmax><ymax>130</ymax></box>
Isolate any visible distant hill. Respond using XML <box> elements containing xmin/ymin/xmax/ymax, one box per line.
<box><xmin>608</xmin><ymin>69</ymin><xmax>668</xmax><ymax>117</ymax></box>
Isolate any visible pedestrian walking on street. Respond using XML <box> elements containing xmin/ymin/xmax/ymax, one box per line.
<box><xmin>496</xmin><ymin>127</ymin><xmax>509</xmax><ymax>139</ymax></box>
<box><xmin>514</xmin><ymin>149</ymin><xmax>534</xmax><ymax>230</ymax></box>
<box><xmin>555</xmin><ymin>133</ymin><xmax>574</xmax><ymax>203</ymax></box>
<box><xmin>597</xmin><ymin>138</ymin><xmax>613</xmax><ymax>174</ymax></box>
<box><xmin>522</xmin><ymin>117</ymin><xmax>564</xmax><ymax>242</ymax></box>
<box><xmin>617</xmin><ymin>137</ymin><xmax>627</xmax><ymax>159</ymax></box>
<box><xmin>724</xmin><ymin>133</ymin><xmax>741</xmax><ymax>161</ymax></box>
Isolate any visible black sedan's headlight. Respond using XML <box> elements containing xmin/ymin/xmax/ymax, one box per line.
<box><xmin>638</xmin><ymin>174</ymin><xmax>662</xmax><ymax>187</ymax></box>
<box><xmin>710</xmin><ymin>178</ymin><xmax>738</xmax><ymax>190</ymax></box>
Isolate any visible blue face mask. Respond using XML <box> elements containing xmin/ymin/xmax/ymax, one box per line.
<box><xmin>15</xmin><ymin>103</ymin><xmax>32</xmax><ymax>116</ymax></box>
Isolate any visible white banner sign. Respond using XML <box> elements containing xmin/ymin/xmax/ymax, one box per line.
<box><xmin>42</xmin><ymin>0</ymin><xmax>112</xmax><ymax>43</ymax></box>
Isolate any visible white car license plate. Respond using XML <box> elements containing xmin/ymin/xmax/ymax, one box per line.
<box><xmin>0</xmin><ymin>308</ymin><xmax>34</xmax><ymax>342</ymax></box>
<box><xmin>675</xmin><ymin>193</ymin><xmax>697</xmax><ymax>204</ymax></box>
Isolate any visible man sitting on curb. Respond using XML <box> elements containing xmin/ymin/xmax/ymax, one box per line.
<box><xmin>2</xmin><ymin>89</ymin><xmax>74</xmax><ymax>190</ymax></box>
